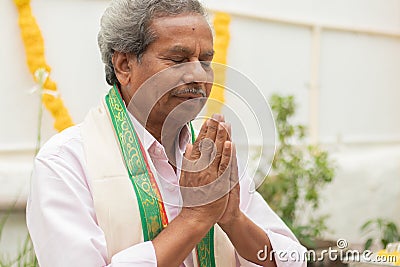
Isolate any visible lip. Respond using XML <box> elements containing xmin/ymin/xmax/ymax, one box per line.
<box><xmin>174</xmin><ymin>93</ymin><xmax>205</xmax><ymax>99</ymax></box>
<box><xmin>171</xmin><ymin>86</ymin><xmax>207</xmax><ymax>99</ymax></box>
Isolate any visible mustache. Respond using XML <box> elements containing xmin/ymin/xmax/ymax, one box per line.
<box><xmin>171</xmin><ymin>87</ymin><xmax>206</xmax><ymax>97</ymax></box>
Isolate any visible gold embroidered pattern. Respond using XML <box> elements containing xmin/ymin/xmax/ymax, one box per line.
<box><xmin>106</xmin><ymin>86</ymin><xmax>165</xmax><ymax>240</ymax></box>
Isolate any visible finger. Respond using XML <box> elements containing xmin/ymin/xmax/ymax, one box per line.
<box><xmin>226</xmin><ymin>123</ymin><xmax>232</xmax><ymax>141</ymax></box>
<box><xmin>218</xmin><ymin>141</ymin><xmax>232</xmax><ymax>177</ymax></box>
<box><xmin>217</xmin><ymin>113</ymin><xmax>225</xmax><ymax>123</ymax></box>
<box><xmin>184</xmin><ymin>143</ymin><xmax>193</xmax><ymax>159</ymax></box>
<box><xmin>181</xmin><ymin>143</ymin><xmax>194</xmax><ymax>174</ymax></box>
<box><xmin>195</xmin><ymin>114</ymin><xmax>224</xmax><ymax>165</ymax></box>
<box><xmin>205</xmin><ymin>114</ymin><xmax>221</xmax><ymax>142</ymax></box>
<box><xmin>230</xmin><ymin>143</ymin><xmax>239</xmax><ymax>188</ymax></box>
<box><xmin>198</xmin><ymin>115</ymin><xmax>221</xmax><ymax>164</ymax></box>
<box><xmin>191</xmin><ymin>120</ymin><xmax>208</xmax><ymax>159</ymax></box>
<box><xmin>211</xmin><ymin>123</ymin><xmax>228</xmax><ymax>169</ymax></box>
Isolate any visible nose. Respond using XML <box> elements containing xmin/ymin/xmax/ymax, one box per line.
<box><xmin>181</xmin><ymin>61</ymin><xmax>209</xmax><ymax>84</ymax></box>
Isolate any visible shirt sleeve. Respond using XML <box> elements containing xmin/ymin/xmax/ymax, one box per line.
<box><xmin>26</xmin><ymin>127</ymin><xmax>158</xmax><ymax>267</ymax></box>
<box><xmin>235</xmin><ymin>172</ymin><xmax>307</xmax><ymax>267</ymax></box>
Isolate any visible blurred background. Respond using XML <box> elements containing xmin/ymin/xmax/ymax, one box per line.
<box><xmin>1</xmin><ymin>0</ymin><xmax>400</xmax><ymax>265</ymax></box>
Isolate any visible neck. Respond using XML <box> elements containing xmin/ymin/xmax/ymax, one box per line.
<box><xmin>119</xmin><ymin>85</ymin><xmax>132</xmax><ymax>105</ymax></box>
<box><xmin>146</xmin><ymin>117</ymin><xmax>185</xmax><ymax>168</ymax></box>
<box><xmin>145</xmin><ymin>118</ymin><xmax>182</xmax><ymax>145</ymax></box>
<box><xmin>145</xmin><ymin>123</ymin><xmax>163</xmax><ymax>144</ymax></box>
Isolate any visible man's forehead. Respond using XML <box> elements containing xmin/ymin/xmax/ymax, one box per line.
<box><xmin>148</xmin><ymin>15</ymin><xmax>214</xmax><ymax>55</ymax></box>
<box><xmin>150</xmin><ymin>14</ymin><xmax>211</xmax><ymax>34</ymax></box>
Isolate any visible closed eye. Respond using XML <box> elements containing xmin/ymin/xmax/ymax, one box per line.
<box><xmin>170</xmin><ymin>58</ymin><xmax>186</xmax><ymax>64</ymax></box>
<box><xmin>201</xmin><ymin>61</ymin><xmax>211</xmax><ymax>68</ymax></box>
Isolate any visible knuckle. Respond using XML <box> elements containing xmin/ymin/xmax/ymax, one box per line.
<box><xmin>193</xmin><ymin>139</ymin><xmax>202</xmax><ymax>147</ymax></box>
<box><xmin>219</xmin><ymin>162</ymin><xmax>228</xmax><ymax>171</ymax></box>
<box><xmin>216</xmin><ymin>130</ymin><xmax>226</xmax><ymax>139</ymax></box>
<box><xmin>214</xmin><ymin>151</ymin><xmax>222</xmax><ymax>159</ymax></box>
<box><xmin>207</xmin><ymin>124</ymin><xmax>218</xmax><ymax>131</ymax></box>
<box><xmin>222</xmin><ymin>150</ymin><xmax>231</xmax><ymax>157</ymax></box>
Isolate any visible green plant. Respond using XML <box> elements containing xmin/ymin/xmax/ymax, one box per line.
<box><xmin>361</xmin><ymin>218</ymin><xmax>400</xmax><ymax>250</ymax></box>
<box><xmin>257</xmin><ymin>94</ymin><xmax>335</xmax><ymax>248</ymax></box>
<box><xmin>0</xmin><ymin>81</ymin><xmax>42</xmax><ymax>266</ymax></box>
<box><xmin>0</xmin><ymin>210</ymin><xmax>38</xmax><ymax>267</ymax></box>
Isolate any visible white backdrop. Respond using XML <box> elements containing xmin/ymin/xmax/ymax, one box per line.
<box><xmin>1</xmin><ymin>0</ymin><xmax>400</xmax><ymax>256</ymax></box>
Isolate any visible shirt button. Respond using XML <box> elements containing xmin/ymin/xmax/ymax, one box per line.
<box><xmin>167</xmin><ymin>183</ymin><xmax>177</xmax><ymax>192</ymax></box>
<box><xmin>155</xmin><ymin>147</ymin><xmax>164</xmax><ymax>156</ymax></box>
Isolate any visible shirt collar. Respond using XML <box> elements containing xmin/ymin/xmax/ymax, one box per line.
<box><xmin>119</xmin><ymin>86</ymin><xmax>191</xmax><ymax>152</ymax></box>
<box><xmin>127</xmin><ymin>111</ymin><xmax>191</xmax><ymax>153</ymax></box>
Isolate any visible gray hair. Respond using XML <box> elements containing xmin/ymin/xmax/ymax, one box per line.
<box><xmin>98</xmin><ymin>0</ymin><xmax>207</xmax><ymax>86</ymax></box>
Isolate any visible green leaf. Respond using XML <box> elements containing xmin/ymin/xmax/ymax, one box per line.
<box><xmin>257</xmin><ymin>93</ymin><xmax>335</xmax><ymax>243</ymax></box>
<box><xmin>365</xmin><ymin>238</ymin><xmax>373</xmax><ymax>250</ymax></box>
<box><xmin>361</xmin><ymin>220</ymin><xmax>374</xmax><ymax>232</ymax></box>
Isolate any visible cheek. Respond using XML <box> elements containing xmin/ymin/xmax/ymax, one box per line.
<box><xmin>155</xmin><ymin>69</ymin><xmax>184</xmax><ymax>94</ymax></box>
<box><xmin>154</xmin><ymin>93</ymin><xmax>173</xmax><ymax>112</ymax></box>
<box><xmin>205</xmin><ymin>83</ymin><xmax>213</xmax><ymax>97</ymax></box>
<box><xmin>207</xmin><ymin>70</ymin><xmax>214</xmax><ymax>94</ymax></box>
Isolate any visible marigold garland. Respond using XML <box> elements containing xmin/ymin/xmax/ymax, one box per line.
<box><xmin>14</xmin><ymin>0</ymin><xmax>74</xmax><ymax>132</ymax></box>
<box><xmin>206</xmin><ymin>12</ymin><xmax>231</xmax><ymax>116</ymax></box>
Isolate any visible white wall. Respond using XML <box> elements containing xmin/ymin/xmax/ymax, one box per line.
<box><xmin>1</xmin><ymin>0</ymin><xmax>400</xmax><ymax>255</ymax></box>
<box><xmin>0</xmin><ymin>0</ymin><xmax>110</xmax><ymax>205</ymax></box>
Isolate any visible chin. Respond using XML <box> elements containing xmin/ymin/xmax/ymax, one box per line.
<box><xmin>166</xmin><ymin>98</ymin><xmax>206</xmax><ymax>125</ymax></box>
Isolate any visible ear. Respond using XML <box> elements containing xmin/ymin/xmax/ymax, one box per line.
<box><xmin>112</xmin><ymin>52</ymin><xmax>137</xmax><ymax>86</ymax></box>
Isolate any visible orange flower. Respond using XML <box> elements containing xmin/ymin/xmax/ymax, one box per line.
<box><xmin>14</xmin><ymin>0</ymin><xmax>73</xmax><ymax>132</ymax></box>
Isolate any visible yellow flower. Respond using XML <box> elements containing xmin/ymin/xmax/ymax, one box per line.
<box><xmin>14</xmin><ymin>0</ymin><xmax>30</xmax><ymax>7</ymax></box>
<box><xmin>207</xmin><ymin>12</ymin><xmax>231</xmax><ymax>116</ymax></box>
<box><xmin>14</xmin><ymin>0</ymin><xmax>73</xmax><ymax>132</ymax></box>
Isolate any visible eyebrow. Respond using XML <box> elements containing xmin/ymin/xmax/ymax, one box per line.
<box><xmin>167</xmin><ymin>45</ymin><xmax>214</xmax><ymax>57</ymax></box>
<box><xmin>168</xmin><ymin>45</ymin><xmax>191</xmax><ymax>54</ymax></box>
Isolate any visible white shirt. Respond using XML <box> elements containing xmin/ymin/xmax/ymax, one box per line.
<box><xmin>27</xmin><ymin>113</ymin><xmax>306</xmax><ymax>267</ymax></box>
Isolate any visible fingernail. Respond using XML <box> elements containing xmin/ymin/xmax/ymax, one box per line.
<box><xmin>224</xmin><ymin>141</ymin><xmax>231</xmax><ymax>149</ymax></box>
<box><xmin>212</xmin><ymin>113</ymin><xmax>222</xmax><ymax>121</ymax></box>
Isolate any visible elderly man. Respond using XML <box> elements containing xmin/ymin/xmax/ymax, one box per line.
<box><xmin>27</xmin><ymin>0</ymin><xmax>306</xmax><ymax>266</ymax></box>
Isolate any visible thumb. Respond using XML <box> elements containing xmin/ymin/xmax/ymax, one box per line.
<box><xmin>184</xmin><ymin>143</ymin><xmax>193</xmax><ymax>159</ymax></box>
